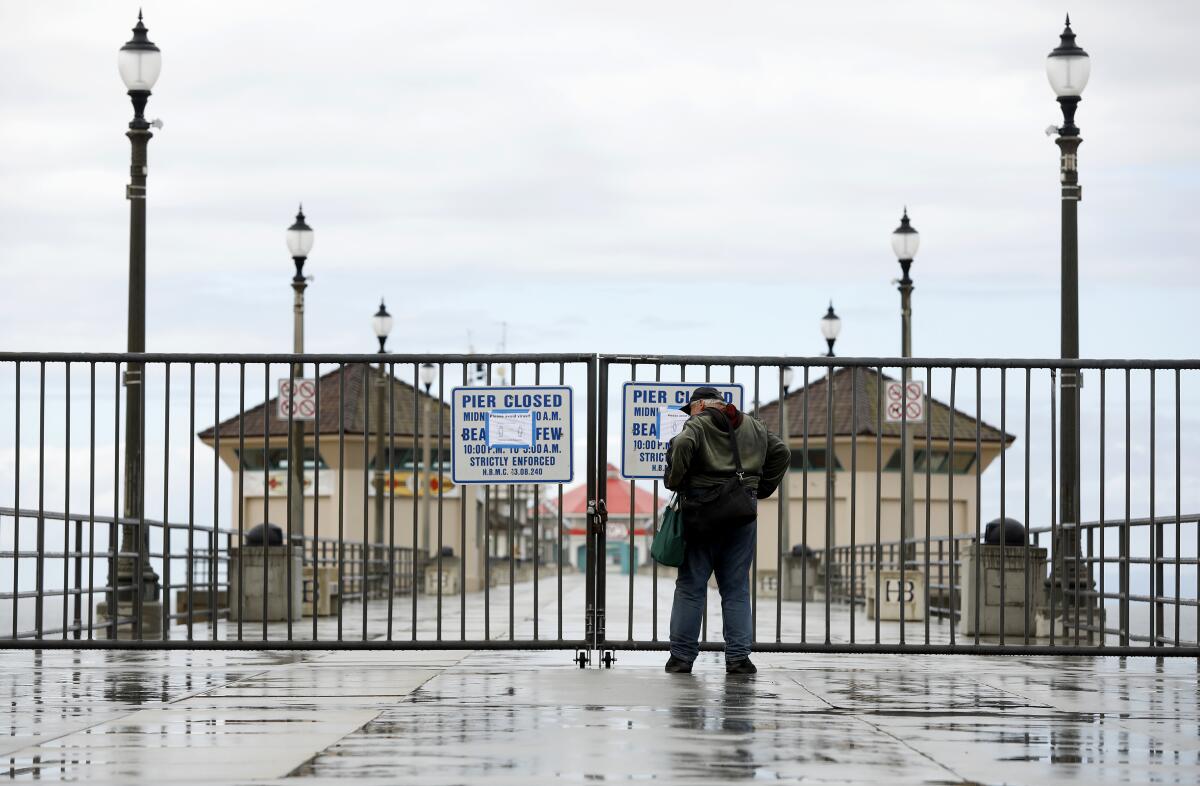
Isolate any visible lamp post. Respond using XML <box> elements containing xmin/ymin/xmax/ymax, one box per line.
<box><xmin>820</xmin><ymin>302</ymin><xmax>841</xmax><ymax>358</ymax></box>
<box><xmin>892</xmin><ymin>209</ymin><xmax>920</xmax><ymax>562</ymax></box>
<box><xmin>1046</xmin><ymin>15</ymin><xmax>1090</xmax><ymax>614</ymax></box>
<box><xmin>820</xmin><ymin>304</ymin><xmax>842</xmax><ymax>582</ymax></box>
<box><xmin>371</xmin><ymin>301</ymin><xmax>393</xmax><ymax>548</ymax></box>
<box><xmin>419</xmin><ymin>363</ymin><xmax>436</xmax><ymax>558</ymax></box>
<box><xmin>116</xmin><ymin>12</ymin><xmax>164</xmax><ymax>610</ymax></box>
<box><xmin>286</xmin><ymin>207</ymin><xmax>314</xmax><ymax>546</ymax></box>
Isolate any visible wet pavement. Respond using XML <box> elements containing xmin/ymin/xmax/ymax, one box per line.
<box><xmin>2</xmin><ymin>648</ymin><xmax>1197</xmax><ymax>784</ymax></box>
<box><xmin>2</xmin><ymin>571</ymin><xmax>1198</xmax><ymax>783</ymax></box>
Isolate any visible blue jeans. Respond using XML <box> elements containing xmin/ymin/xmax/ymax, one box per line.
<box><xmin>669</xmin><ymin>496</ymin><xmax>757</xmax><ymax>663</ymax></box>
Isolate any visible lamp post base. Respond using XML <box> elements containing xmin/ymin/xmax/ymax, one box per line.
<box><xmin>96</xmin><ymin>599</ymin><xmax>164</xmax><ymax>640</ymax></box>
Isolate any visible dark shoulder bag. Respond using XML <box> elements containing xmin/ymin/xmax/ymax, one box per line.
<box><xmin>680</xmin><ymin>410</ymin><xmax>757</xmax><ymax>538</ymax></box>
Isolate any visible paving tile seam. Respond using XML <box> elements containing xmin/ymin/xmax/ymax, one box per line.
<box><xmin>1</xmin><ymin>665</ymin><xmax>279</xmax><ymax>757</ymax></box>
<box><xmin>278</xmin><ymin>660</ymin><xmax>458</xmax><ymax>779</ymax></box>
<box><xmin>845</xmin><ymin>711</ymin><xmax>968</xmax><ymax>783</ymax></box>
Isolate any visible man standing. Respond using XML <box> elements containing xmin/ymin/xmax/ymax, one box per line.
<box><xmin>663</xmin><ymin>386</ymin><xmax>789</xmax><ymax>674</ymax></box>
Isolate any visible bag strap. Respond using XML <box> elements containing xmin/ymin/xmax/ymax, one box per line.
<box><xmin>707</xmin><ymin>408</ymin><xmax>745</xmax><ymax>479</ymax></box>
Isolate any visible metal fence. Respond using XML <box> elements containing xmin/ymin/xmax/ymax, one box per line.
<box><xmin>0</xmin><ymin>352</ymin><xmax>1197</xmax><ymax>657</ymax></box>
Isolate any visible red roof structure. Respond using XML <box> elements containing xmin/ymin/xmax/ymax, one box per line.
<box><xmin>556</xmin><ymin>464</ymin><xmax>664</xmax><ymax>517</ymax></box>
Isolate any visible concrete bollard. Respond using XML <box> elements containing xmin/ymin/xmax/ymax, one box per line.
<box><xmin>228</xmin><ymin>545</ymin><xmax>303</xmax><ymax>622</ymax></box>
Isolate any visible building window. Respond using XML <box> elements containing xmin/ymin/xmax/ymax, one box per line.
<box><xmin>371</xmin><ymin>447</ymin><xmax>448</xmax><ymax>470</ymax></box>
<box><xmin>884</xmin><ymin>449</ymin><xmax>976</xmax><ymax>474</ymax></box>
<box><xmin>236</xmin><ymin>448</ymin><xmax>328</xmax><ymax>471</ymax></box>
<box><xmin>789</xmin><ymin>449</ymin><xmax>842</xmax><ymax>472</ymax></box>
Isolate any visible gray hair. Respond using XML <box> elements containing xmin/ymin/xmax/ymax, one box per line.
<box><xmin>699</xmin><ymin>398</ymin><xmax>728</xmax><ymax>408</ymax></box>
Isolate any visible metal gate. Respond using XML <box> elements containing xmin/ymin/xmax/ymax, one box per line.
<box><xmin>1</xmin><ymin>352</ymin><xmax>1198</xmax><ymax>659</ymax></box>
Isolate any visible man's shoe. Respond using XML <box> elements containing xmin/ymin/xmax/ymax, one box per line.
<box><xmin>726</xmin><ymin>658</ymin><xmax>757</xmax><ymax>675</ymax></box>
<box><xmin>664</xmin><ymin>655</ymin><xmax>693</xmax><ymax>674</ymax></box>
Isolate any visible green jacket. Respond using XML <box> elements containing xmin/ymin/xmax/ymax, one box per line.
<box><xmin>663</xmin><ymin>409</ymin><xmax>790</xmax><ymax>498</ymax></box>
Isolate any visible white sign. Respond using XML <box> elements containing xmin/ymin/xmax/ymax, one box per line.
<box><xmin>487</xmin><ymin>410</ymin><xmax>535</xmax><ymax>449</ymax></box>
<box><xmin>276</xmin><ymin>379</ymin><xmax>317</xmax><ymax>421</ymax></box>
<box><xmin>621</xmin><ymin>382</ymin><xmax>744</xmax><ymax>479</ymax></box>
<box><xmin>451</xmin><ymin>386</ymin><xmax>573</xmax><ymax>484</ymax></box>
<box><xmin>656</xmin><ymin>407</ymin><xmax>690</xmax><ymax>443</ymax></box>
<box><xmin>884</xmin><ymin>380</ymin><xmax>926</xmax><ymax>423</ymax></box>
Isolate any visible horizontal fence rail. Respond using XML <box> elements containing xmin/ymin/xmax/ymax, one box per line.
<box><xmin>0</xmin><ymin>352</ymin><xmax>1196</xmax><ymax>657</ymax></box>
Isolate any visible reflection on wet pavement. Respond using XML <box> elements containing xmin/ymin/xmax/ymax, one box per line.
<box><xmin>3</xmin><ymin>648</ymin><xmax>1195</xmax><ymax>784</ymax></box>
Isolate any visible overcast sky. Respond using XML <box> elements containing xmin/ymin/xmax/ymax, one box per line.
<box><xmin>1</xmin><ymin>1</ymin><xmax>1197</xmax><ymax>359</ymax></box>
<box><xmin>1</xmin><ymin>4</ymin><xmax>1198</xmax><ymax>616</ymax></box>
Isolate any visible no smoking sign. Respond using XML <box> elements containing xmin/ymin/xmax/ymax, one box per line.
<box><xmin>884</xmin><ymin>380</ymin><xmax>925</xmax><ymax>424</ymax></box>
<box><xmin>277</xmin><ymin>379</ymin><xmax>318</xmax><ymax>421</ymax></box>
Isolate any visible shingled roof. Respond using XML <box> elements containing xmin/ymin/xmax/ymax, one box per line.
<box><xmin>755</xmin><ymin>367</ymin><xmax>1014</xmax><ymax>444</ymax></box>
<box><xmin>197</xmin><ymin>363</ymin><xmax>451</xmax><ymax>440</ymax></box>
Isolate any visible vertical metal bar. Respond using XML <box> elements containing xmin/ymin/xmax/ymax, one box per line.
<box><xmin>286</xmin><ymin>360</ymin><xmax>296</xmax><ymax>641</ymax></box>
<box><xmin>997</xmin><ymin>368</ymin><xmax>1006</xmax><ymax>646</ymax></box>
<box><xmin>778</xmin><ymin>365</ymin><xmax>789</xmax><ymax>644</ymax></box>
<box><xmin>109</xmin><ymin>364</ymin><xmax>118</xmax><ymax>640</ymax></box>
<box><xmin>208</xmin><ymin>363</ymin><xmax>217</xmax><ymax>641</ymax></box>
<box><xmin>63</xmin><ymin>363</ymin><xmax>71</xmax><ymax>639</ymax></box>
<box><xmin>1049</xmin><ymin>368</ymin><xmax>1058</xmax><ymax>647</ymax></box>
<box><xmin>136</xmin><ymin>358</ymin><xmax>146</xmax><ymax>640</ymax></box>
<box><xmin>508</xmin><ymin>362</ymin><xmax>516</xmax><ymax>641</ymax></box>
<box><xmin>924</xmin><ymin>366</ymin><xmax>933</xmax><ymax>645</ymax></box>
<box><xmin>88</xmin><ymin>362</ymin><xmax>95</xmax><ymax>639</ymax></box>
<box><xmin>236</xmin><ymin>363</ymin><xmax>243</xmax><ymax>640</ymax></box>
<box><xmin>161</xmin><ymin>364</ymin><xmax>170</xmax><ymax>639</ymax></box>
<box><xmin>387</xmin><ymin>361</ymin><xmax>396</xmax><ymax>641</ymax></box>
<box><xmin>899</xmin><ymin>361</ymin><xmax>908</xmax><ymax>644</ymax></box>
<box><xmin>436</xmin><ymin>363</ymin><xmax>445</xmax><ymax>640</ymax></box>
<box><xmin>1121</xmin><ymin>368</ymin><xmax>1130</xmax><ymax>647</ymax></box>
<box><xmin>484</xmin><ymin>362</ymin><xmax>491</xmax><ymax>640</ymax></box>
<box><xmin>261</xmin><ymin>363</ymin><xmax>270</xmax><ymax>639</ymax></box>
<box><xmin>1025</xmin><ymin>368</ymin><xmax>1033</xmax><ymax>645</ymax></box>
<box><xmin>584</xmin><ymin>355</ymin><xmax>598</xmax><ymax>656</ymax></box>
<box><xmin>876</xmin><ymin>365</ymin><xmax>884</xmax><ymax>643</ymax></box>
<box><xmin>1097</xmin><ymin>368</ymin><xmax>1104</xmax><ymax>647</ymax></box>
<box><xmin>700</xmin><ymin>364</ymin><xmax>707</xmax><ymax>644</ymax></box>
<box><xmin>751</xmin><ymin>363</ymin><xmax>758</xmax><ymax>641</ymax></box>
<box><xmin>850</xmin><ymin>366</ymin><xmax>858</xmax><ymax>644</ymax></box>
<box><xmin>412</xmin><ymin>362</ymin><xmax>420</xmax><ymax>641</ymax></box>
<box><xmin>36</xmin><ymin>361</ymin><xmax>45</xmax><ymax>639</ymax></box>
<box><xmin>338</xmin><ymin>364</ymin><xmax>345</xmax><ymax>642</ymax></box>
<box><xmin>363</xmin><ymin>362</ymin><xmax>371</xmax><ymax>641</ymax></box>
<box><xmin>824</xmin><ymin>363</ymin><xmax>834</xmax><ymax>645</ymax></box>
<box><xmin>1151</xmin><ymin>369</ymin><xmax>1162</xmax><ymax>647</ymax></box>
<box><xmin>311</xmin><ymin>364</ymin><xmax>322</xmax><ymax>640</ymax></box>
<box><xmin>530</xmin><ymin>362</ymin><xmax>536</xmax><ymax>641</ymax></box>
<box><xmin>597</xmin><ymin>358</ymin><xmax>610</xmax><ymax>649</ymax></box>
<box><xmin>947</xmin><ymin>367</ymin><xmax>955</xmax><ymax>646</ymax></box>
<box><xmin>462</xmin><ymin>362</ymin><xmax>469</xmax><ymax>642</ymax></box>
<box><xmin>557</xmin><ymin>361</ymin><xmax>565</xmax><ymax>642</ymax></box>
<box><xmin>627</xmin><ymin>363</ymin><xmax>637</xmax><ymax>641</ymax></box>
<box><xmin>799</xmin><ymin>365</ymin><xmax>809</xmax><ymax>643</ymax></box>
<box><xmin>10</xmin><ymin>361</ymin><xmax>19</xmax><ymax>639</ymax></box>
<box><xmin>72</xmin><ymin>518</ymin><xmax>82</xmax><ymax>639</ymax></box>
<box><xmin>973</xmin><ymin>368</ymin><xmax>982</xmax><ymax>648</ymax></box>
<box><xmin>1174</xmin><ymin>369</ymin><xmax>1181</xmax><ymax>647</ymax></box>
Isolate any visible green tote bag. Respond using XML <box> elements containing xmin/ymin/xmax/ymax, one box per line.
<box><xmin>651</xmin><ymin>494</ymin><xmax>686</xmax><ymax>567</ymax></box>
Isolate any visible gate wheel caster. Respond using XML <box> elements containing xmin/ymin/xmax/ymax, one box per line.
<box><xmin>574</xmin><ymin>650</ymin><xmax>590</xmax><ymax>668</ymax></box>
<box><xmin>602</xmin><ymin>650</ymin><xmax>616</xmax><ymax>669</ymax></box>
